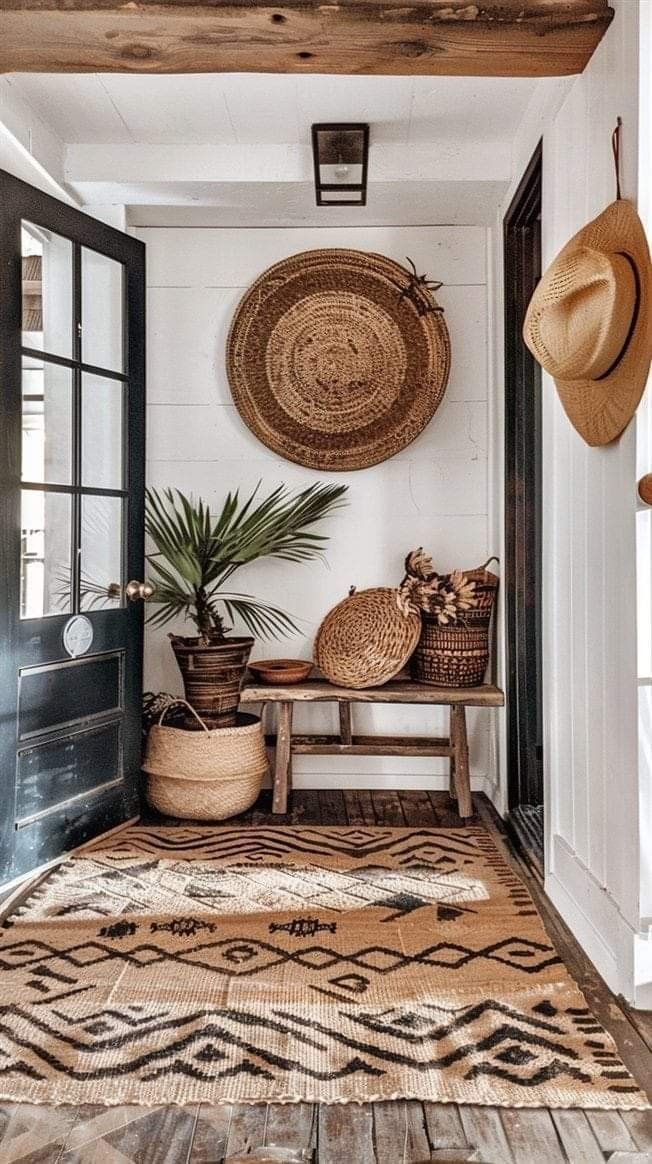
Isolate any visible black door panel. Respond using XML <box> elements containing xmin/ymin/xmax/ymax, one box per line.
<box><xmin>18</xmin><ymin>654</ymin><xmax>123</xmax><ymax>739</ymax></box>
<box><xmin>15</xmin><ymin>784</ymin><xmax>129</xmax><ymax>872</ymax></box>
<box><xmin>0</xmin><ymin>169</ymin><xmax>145</xmax><ymax>883</ymax></box>
<box><xmin>16</xmin><ymin>721</ymin><xmax>123</xmax><ymax>821</ymax></box>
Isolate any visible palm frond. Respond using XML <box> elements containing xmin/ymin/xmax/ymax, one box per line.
<box><xmin>214</xmin><ymin>482</ymin><xmax>348</xmax><ymax>566</ymax></box>
<box><xmin>145</xmin><ymin>481</ymin><xmax>347</xmax><ymax>638</ymax></box>
<box><xmin>220</xmin><ymin>594</ymin><xmax>300</xmax><ymax>640</ymax></box>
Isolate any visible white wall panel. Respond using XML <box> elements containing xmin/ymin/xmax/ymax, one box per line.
<box><xmin>634</xmin><ymin>0</ymin><xmax>652</xmax><ymax>1005</ymax></box>
<box><xmin>137</xmin><ymin>223</ymin><xmax>494</xmax><ymax>788</ymax></box>
<box><xmin>146</xmin><ymin>287</ymin><xmax>241</xmax><ymax>406</ymax></box>
<box><xmin>440</xmin><ymin>286</ymin><xmax>488</xmax><ymax>403</ymax></box>
<box><xmin>492</xmin><ymin>0</ymin><xmax>642</xmax><ymax>1000</ymax></box>
<box><xmin>139</xmin><ymin>226</ymin><xmax>487</xmax><ymax>289</ymax></box>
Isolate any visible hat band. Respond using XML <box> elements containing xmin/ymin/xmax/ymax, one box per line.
<box><xmin>596</xmin><ymin>251</ymin><xmax>641</xmax><ymax>381</ymax></box>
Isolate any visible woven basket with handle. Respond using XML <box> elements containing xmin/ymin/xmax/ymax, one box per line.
<box><xmin>314</xmin><ymin>586</ymin><xmax>421</xmax><ymax>689</ymax></box>
<box><xmin>143</xmin><ymin>701</ymin><xmax>267</xmax><ymax>820</ymax></box>
<box><xmin>410</xmin><ymin>559</ymin><xmax>499</xmax><ymax>688</ymax></box>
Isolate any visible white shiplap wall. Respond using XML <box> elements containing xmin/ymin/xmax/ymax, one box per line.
<box><xmin>635</xmin><ymin>0</ymin><xmax>652</xmax><ymax>1008</ymax></box>
<box><xmin>135</xmin><ymin>224</ymin><xmax>497</xmax><ymax>792</ymax></box>
<box><xmin>493</xmin><ymin>0</ymin><xmax>644</xmax><ymax>1001</ymax></box>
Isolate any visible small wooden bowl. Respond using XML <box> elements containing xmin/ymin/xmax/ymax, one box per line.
<box><xmin>248</xmin><ymin>658</ymin><xmax>312</xmax><ymax>685</ymax></box>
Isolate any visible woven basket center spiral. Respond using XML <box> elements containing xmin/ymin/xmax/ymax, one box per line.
<box><xmin>266</xmin><ymin>291</ymin><xmax>405</xmax><ymax>433</ymax></box>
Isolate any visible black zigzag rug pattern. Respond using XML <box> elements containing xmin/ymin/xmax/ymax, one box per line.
<box><xmin>0</xmin><ymin>826</ymin><xmax>647</xmax><ymax>1110</ymax></box>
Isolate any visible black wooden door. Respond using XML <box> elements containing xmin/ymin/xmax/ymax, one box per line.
<box><xmin>0</xmin><ymin>169</ymin><xmax>146</xmax><ymax>884</ymax></box>
<box><xmin>504</xmin><ymin>143</ymin><xmax>544</xmax><ymax>863</ymax></box>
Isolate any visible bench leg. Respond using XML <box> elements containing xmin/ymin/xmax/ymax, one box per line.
<box><xmin>339</xmin><ymin>701</ymin><xmax>352</xmax><ymax>745</ymax></box>
<box><xmin>451</xmin><ymin>705</ymin><xmax>473</xmax><ymax>819</ymax></box>
<box><xmin>448</xmin><ymin>706</ymin><xmax>457</xmax><ymax>800</ymax></box>
<box><xmin>272</xmin><ymin>701</ymin><xmax>293</xmax><ymax>814</ymax></box>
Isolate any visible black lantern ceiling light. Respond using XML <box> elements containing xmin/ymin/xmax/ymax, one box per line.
<box><xmin>311</xmin><ymin>123</ymin><xmax>370</xmax><ymax>207</ymax></box>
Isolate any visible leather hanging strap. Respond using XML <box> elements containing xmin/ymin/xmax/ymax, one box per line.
<box><xmin>612</xmin><ymin>116</ymin><xmax>623</xmax><ymax>200</ymax></box>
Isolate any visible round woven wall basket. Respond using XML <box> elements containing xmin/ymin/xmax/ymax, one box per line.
<box><xmin>226</xmin><ymin>249</ymin><xmax>451</xmax><ymax>471</ymax></box>
<box><xmin>314</xmin><ymin>587</ymin><xmax>421</xmax><ymax>689</ymax></box>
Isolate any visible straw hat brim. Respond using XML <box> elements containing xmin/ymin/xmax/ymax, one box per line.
<box><xmin>544</xmin><ymin>200</ymin><xmax>652</xmax><ymax>447</ymax></box>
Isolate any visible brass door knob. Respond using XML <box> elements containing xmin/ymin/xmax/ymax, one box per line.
<box><xmin>125</xmin><ymin>579</ymin><xmax>155</xmax><ymax>602</ymax></box>
<box><xmin>639</xmin><ymin>475</ymin><xmax>652</xmax><ymax>505</ymax></box>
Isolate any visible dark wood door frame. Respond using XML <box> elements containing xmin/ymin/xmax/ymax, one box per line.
<box><xmin>503</xmin><ymin>142</ymin><xmax>544</xmax><ymax>866</ymax></box>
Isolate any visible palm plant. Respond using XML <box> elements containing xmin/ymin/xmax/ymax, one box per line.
<box><xmin>145</xmin><ymin>482</ymin><xmax>347</xmax><ymax>645</ymax></box>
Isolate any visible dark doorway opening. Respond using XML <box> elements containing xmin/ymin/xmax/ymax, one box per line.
<box><xmin>504</xmin><ymin>142</ymin><xmax>544</xmax><ymax>872</ymax></box>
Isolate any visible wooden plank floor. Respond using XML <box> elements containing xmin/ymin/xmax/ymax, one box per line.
<box><xmin>1</xmin><ymin>791</ymin><xmax>650</xmax><ymax>1164</ymax></box>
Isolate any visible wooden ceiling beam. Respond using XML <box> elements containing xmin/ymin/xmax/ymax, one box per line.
<box><xmin>0</xmin><ymin>1</ymin><xmax>614</xmax><ymax>77</ymax></box>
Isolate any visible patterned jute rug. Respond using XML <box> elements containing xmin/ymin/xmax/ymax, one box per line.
<box><xmin>0</xmin><ymin>825</ymin><xmax>647</xmax><ymax>1110</ymax></box>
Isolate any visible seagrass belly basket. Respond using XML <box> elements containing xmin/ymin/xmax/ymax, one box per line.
<box><xmin>144</xmin><ymin>702</ymin><xmax>268</xmax><ymax>819</ymax></box>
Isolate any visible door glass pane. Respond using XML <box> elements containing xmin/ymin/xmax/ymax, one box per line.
<box><xmin>22</xmin><ymin>357</ymin><xmax>73</xmax><ymax>485</ymax></box>
<box><xmin>21</xmin><ymin>490</ymin><xmax>72</xmax><ymax>619</ymax></box>
<box><xmin>81</xmin><ymin>247</ymin><xmax>124</xmax><ymax>373</ymax></box>
<box><xmin>80</xmin><ymin>495</ymin><xmax>123</xmax><ymax>611</ymax></box>
<box><xmin>82</xmin><ymin>373</ymin><xmax>124</xmax><ymax>489</ymax></box>
<box><xmin>22</xmin><ymin>222</ymin><xmax>73</xmax><ymax>359</ymax></box>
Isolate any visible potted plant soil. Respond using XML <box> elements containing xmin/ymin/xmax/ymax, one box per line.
<box><xmin>145</xmin><ymin>482</ymin><xmax>347</xmax><ymax>725</ymax></box>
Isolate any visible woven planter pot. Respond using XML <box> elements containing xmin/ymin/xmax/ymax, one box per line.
<box><xmin>144</xmin><ymin>705</ymin><xmax>267</xmax><ymax>820</ymax></box>
<box><xmin>410</xmin><ymin>563</ymin><xmax>498</xmax><ymax>688</ymax></box>
<box><xmin>170</xmin><ymin>634</ymin><xmax>254</xmax><ymax>727</ymax></box>
<box><xmin>314</xmin><ymin>587</ymin><xmax>420</xmax><ymax>689</ymax></box>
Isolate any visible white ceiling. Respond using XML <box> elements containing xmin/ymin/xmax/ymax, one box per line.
<box><xmin>5</xmin><ymin>72</ymin><xmax>561</xmax><ymax>226</ymax></box>
<box><xmin>10</xmin><ymin>73</ymin><xmax>540</xmax><ymax>146</ymax></box>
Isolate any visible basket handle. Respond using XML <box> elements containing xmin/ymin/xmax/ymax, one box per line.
<box><xmin>479</xmin><ymin>556</ymin><xmax>499</xmax><ymax>572</ymax></box>
<box><xmin>157</xmin><ymin>698</ymin><xmax>210</xmax><ymax>732</ymax></box>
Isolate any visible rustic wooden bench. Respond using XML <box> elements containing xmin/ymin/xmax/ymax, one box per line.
<box><xmin>240</xmin><ymin>677</ymin><xmax>504</xmax><ymax>817</ymax></box>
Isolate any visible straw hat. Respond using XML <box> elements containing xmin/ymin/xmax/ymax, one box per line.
<box><xmin>523</xmin><ymin>198</ymin><xmax>652</xmax><ymax>446</ymax></box>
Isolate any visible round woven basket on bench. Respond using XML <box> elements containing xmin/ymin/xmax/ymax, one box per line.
<box><xmin>143</xmin><ymin>702</ymin><xmax>267</xmax><ymax>820</ymax></box>
<box><xmin>314</xmin><ymin>586</ymin><xmax>421</xmax><ymax>689</ymax></box>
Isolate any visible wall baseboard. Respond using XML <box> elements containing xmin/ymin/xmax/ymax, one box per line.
<box><xmin>632</xmin><ymin>980</ymin><xmax>652</xmax><ymax>1009</ymax></box>
<box><xmin>633</xmin><ymin>931</ymin><xmax>652</xmax><ymax>1010</ymax></box>
<box><xmin>280</xmin><ymin>773</ymin><xmax>497</xmax><ymax>797</ymax></box>
<box><xmin>546</xmin><ymin>834</ymin><xmax>637</xmax><ymax>1001</ymax></box>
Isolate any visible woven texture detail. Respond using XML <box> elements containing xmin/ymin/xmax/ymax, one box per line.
<box><xmin>0</xmin><ymin>825</ymin><xmax>647</xmax><ymax>1110</ymax></box>
<box><xmin>226</xmin><ymin>248</ymin><xmax>450</xmax><ymax>471</ymax></box>
<box><xmin>171</xmin><ymin>635</ymin><xmax>254</xmax><ymax>727</ymax></box>
<box><xmin>411</xmin><ymin>565</ymin><xmax>498</xmax><ymax>688</ymax></box>
<box><xmin>314</xmin><ymin>587</ymin><xmax>421</xmax><ymax>688</ymax></box>
<box><xmin>144</xmin><ymin>709</ymin><xmax>267</xmax><ymax>819</ymax></box>
<box><xmin>523</xmin><ymin>199</ymin><xmax>652</xmax><ymax>447</ymax></box>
